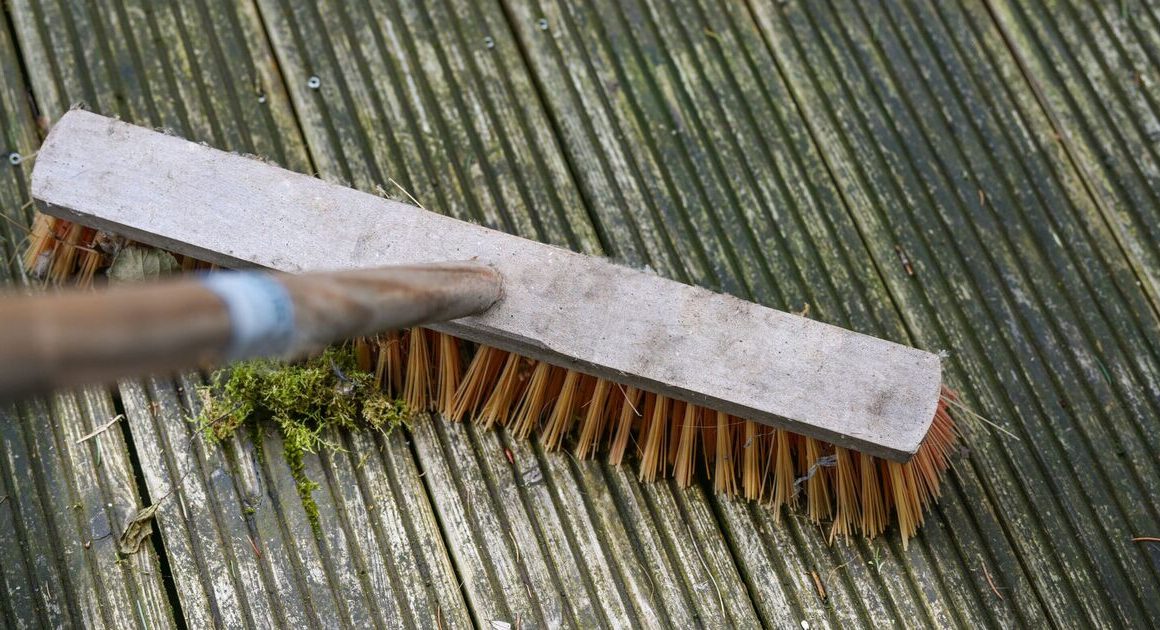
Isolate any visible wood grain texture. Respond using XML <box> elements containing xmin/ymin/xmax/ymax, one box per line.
<box><xmin>743</xmin><ymin>0</ymin><xmax>1160</xmax><ymax>626</ymax></box>
<box><xmin>0</xmin><ymin>12</ymin><xmax>176</xmax><ymax>629</ymax></box>
<box><xmin>4</xmin><ymin>1</ymin><xmax>472</xmax><ymax>627</ymax></box>
<box><xmin>983</xmin><ymin>0</ymin><xmax>1160</xmax><ymax>318</ymax></box>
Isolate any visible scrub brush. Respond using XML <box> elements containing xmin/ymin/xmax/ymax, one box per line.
<box><xmin>21</xmin><ymin>111</ymin><xmax>962</xmax><ymax>544</ymax></box>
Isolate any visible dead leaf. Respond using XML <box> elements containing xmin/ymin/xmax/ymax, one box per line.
<box><xmin>118</xmin><ymin>503</ymin><xmax>161</xmax><ymax>555</ymax></box>
<box><xmin>107</xmin><ymin>246</ymin><xmax>180</xmax><ymax>283</ymax></box>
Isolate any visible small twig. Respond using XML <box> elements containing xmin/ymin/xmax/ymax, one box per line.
<box><xmin>157</xmin><ymin>469</ymin><xmax>195</xmax><ymax>503</ymax></box>
<box><xmin>614</xmin><ymin>383</ymin><xmax>640</xmax><ymax>416</ymax></box>
<box><xmin>509</xmin><ymin>530</ymin><xmax>520</xmax><ymax>564</ymax></box>
<box><xmin>0</xmin><ymin>211</ymin><xmax>31</xmax><ymax>234</ymax></box>
<box><xmin>894</xmin><ymin>244</ymin><xmax>914</xmax><ymax>276</ymax></box>
<box><xmin>943</xmin><ymin>396</ymin><xmax>1021</xmax><ymax>442</ymax></box>
<box><xmin>76</xmin><ymin>414</ymin><xmax>125</xmax><ymax>444</ymax></box>
<box><xmin>825</xmin><ymin>557</ymin><xmax>852</xmax><ymax>586</ymax></box>
<box><xmin>388</xmin><ymin>176</ymin><xmax>424</xmax><ymax>209</ymax></box>
<box><xmin>979</xmin><ymin>554</ymin><xmax>1004</xmax><ymax>601</ymax></box>
<box><xmin>810</xmin><ymin>570</ymin><xmax>826</xmax><ymax>601</ymax></box>
<box><xmin>3</xmin><ymin>234</ymin><xmax>32</xmax><ymax>269</ymax></box>
<box><xmin>42</xmin><ymin>232</ymin><xmax>102</xmax><ymax>255</ymax></box>
<box><xmin>686</xmin><ymin>519</ymin><xmax>725</xmax><ymax>619</ymax></box>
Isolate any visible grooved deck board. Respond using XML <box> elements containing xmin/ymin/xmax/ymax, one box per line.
<box><xmin>0</xmin><ymin>12</ymin><xmax>175</xmax><ymax>629</ymax></box>
<box><xmin>3</xmin><ymin>1</ymin><xmax>470</xmax><ymax>627</ymax></box>
<box><xmin>983</xmin><ymin>0</ymin><xmax>1160</xmax><ymax>317</ymax></box>
<box><xmin>1</xmin><ymin>0</ymin><xmax>1158</xmax><ymax>627</ymax></box>
<box><xmin>742</xmin><ymin>1</ymin><xmax>1160</xmax><ymax>626</ymax></box>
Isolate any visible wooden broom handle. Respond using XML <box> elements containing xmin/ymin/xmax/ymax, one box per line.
<box><xmin>0</xmin><ymin>262</ymin><xmax>502</xmax><ymax>400</ymax></box>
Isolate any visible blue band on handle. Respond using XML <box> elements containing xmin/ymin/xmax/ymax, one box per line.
<box><xmin>201</xmin><ymin>272</ymin><xmax>296</xmax><ymax>360</ymax></box>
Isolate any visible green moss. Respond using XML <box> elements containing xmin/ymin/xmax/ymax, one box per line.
<box><xmin>194</xmin><ymin>346</ymin><xmax>408</xmax><ymax>536</ymax></box>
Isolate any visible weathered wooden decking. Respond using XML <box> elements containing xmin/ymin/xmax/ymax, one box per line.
<box><xmin>0</xmin><ymin>1</ymin><xmax>1157</xmax><ymax>628</ymax></box>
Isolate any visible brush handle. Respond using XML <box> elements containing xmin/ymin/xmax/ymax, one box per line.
<box><xmin>0</xmin><ymin>262</ymin><xmax>502</xmax><ymax>400</ymax></box>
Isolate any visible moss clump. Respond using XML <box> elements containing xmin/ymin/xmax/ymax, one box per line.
<box><xmin>194</xmin><ymin>346</ymin><xmax>408</xmax><ymax>535</ymax></box>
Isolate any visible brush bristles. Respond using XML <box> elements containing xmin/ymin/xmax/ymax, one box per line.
<box><xmin>375</xmin><ymin>333</ymin><xmax>959</xmax><ymax>543</ymax></box>
<box><xmin>541</xmin><ymin>370</ymin><xmax>585</xmax><ymax>450</ymax></box>
<box><xmin>374</xmin><ymin>332</ymin><xmax>404</xmax><ymax>397</ymax></box>
<box><xmin>24</xmin><ymin>215</ymin><xmax>105</xmax><ymax>285</ymax></box>
<box><xmin>402</xmin><ymin>329</ymin><xmax>431</xmax><ymax>412</ymax></box>
<box><xmin>448</xmin><ymin>345</ymin><xmax>502</xmax><ymax>422</ymax></box>
<box><xmin>713</xmin><ymin>412</ymin><xmax>737</xmax><ymax>496</ymax></box>
<box><xmin>638</xmin><ymin>395</ymin><xmax>669</xmax><ymax>483</ymax></box>
<box><xmin>608</xmin><ymin>386</ymin><xmax>641</xmax><ymax>465</ymax></box>
<box><xmin>25</xmin><ymin>217</ymin><xmax>961</xmax><ymax>543</ymax></box>
<box><xmin>510</xmin><ymin>361</ymin><xmax>560</xmax><ymax>440</ymax></box>
<box><xmin>575</xmin><ymin>378</ymin><xmax>611</xmax><ymax>459</ymax></box>
<box><xmin>829</xmin><ymin>448</ymin><xmax>859</xmax><ymax>542</ymax></box>
<box><xmin>475</xmin><ymin>352</ymin><xmax>524</xmax><ymax>430</ymax></box>
<box><xmin>435</xmin><ymin>332</ymin><xmax>462</xmax><ymax>415</ymax></box>
<box><xmin>672</xmin><ymin>403</ymin><xmax>699</xmax><ymax>487</ymax></box>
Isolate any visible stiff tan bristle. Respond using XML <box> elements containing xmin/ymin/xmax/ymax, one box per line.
<box><xmin>25</xmin><ymin>216</ymin><xmax>105</xmax><ymax>285</ymax></box>
<box><xmin>26</xmin><ymin>216</ymin><xmax>963</xmax><ymax>543</ymax></box>
<box><xmin>608</xmin><ymin>386</ymin><xmax>641</xmax><ymax>465</ymax></box>
<box><xmin>861</xmin><ymin>451</ymin><xmax>887</xmax><ymax>538</ymax></box>
<box><xmin>374</xmin><ymin>332</ymin><xmax>404</xmax><ymax>397</ymax></box>
<box><xmin>541</xmin><ymin>370</ymin><xmax>585</xmax><ymax>450</ymax></box>
<box><xmin>355</xmin><ymin>338</ymin><xmax>374</xmax><ymax>372</ymax></box>
<box><xmin>75</xmin><ymin>244</ymin><xmax>102</xmax><ymax>289</ymax></box>
<box><xmin>741</xmin><ymin>421</ymin><xmax>763</xmax><ymax>501</ymax></box>
<box><xmin>666</xmin><ymin>401</ymin><xmax>686</xmax><ymax>469</ymax></box>
<box><xmin>638</xmin><ymin>394</ymin><xmax>669</xmax><ymax>483</ymax></box>
<box><xmin>510</xmin><ymin>361</ymin><xmax>558</xmax><ymax>439</ymax></box>
<box><xmin>829</xmin><ymin>448</ymin><xmax>859</xmax><ymax>542</ymax></box>
<box><xmin>672</xmin><ymin>403</ymin><xmax>699</xmax><ymax>487</ymax></box>
<box><xmin>804</xmin><ymin>438</ymin><xmax>832</xmax><ymax>523</ymax></box>
<box><xmin>475</xmin><ymin>352</ymin><xmax>524</xmax><ymax>430</ymax></box>
<box><xmin>48</xmin><ymin>222</ymin><xmax>82</xmax><ymax>281</ymax></box>
<box><xmin>435</xmin><ymin>333</ymin><xmax>462</xmax><ymax>415</ymax></box>
<box><xmin>23</xmin><ymin>213</ymin><xmax>56</xmax><ymax>273</ymax></box>
<box><xmin>403</xmin><ymin>329</ymin><xmax>431</xmax><ymax>412</ymax></box>
<box><xmin>770</xmin><ymin>430</ymin><xmax>796</xmax><ymax>519</ymax></box>
<box><xmin>575</xmin><ymin>378</ymin><xmax>612</xmax><ymax>460</ymax></box>
<box><xmin>713</xmin><ymin>412</ymin><xmax>737</xmax><ymax>495</ymax></box>
<box><xmin>449</xmin><ymin>345</ymin><xmax>504</xmax><ymax>421</ymax></box>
